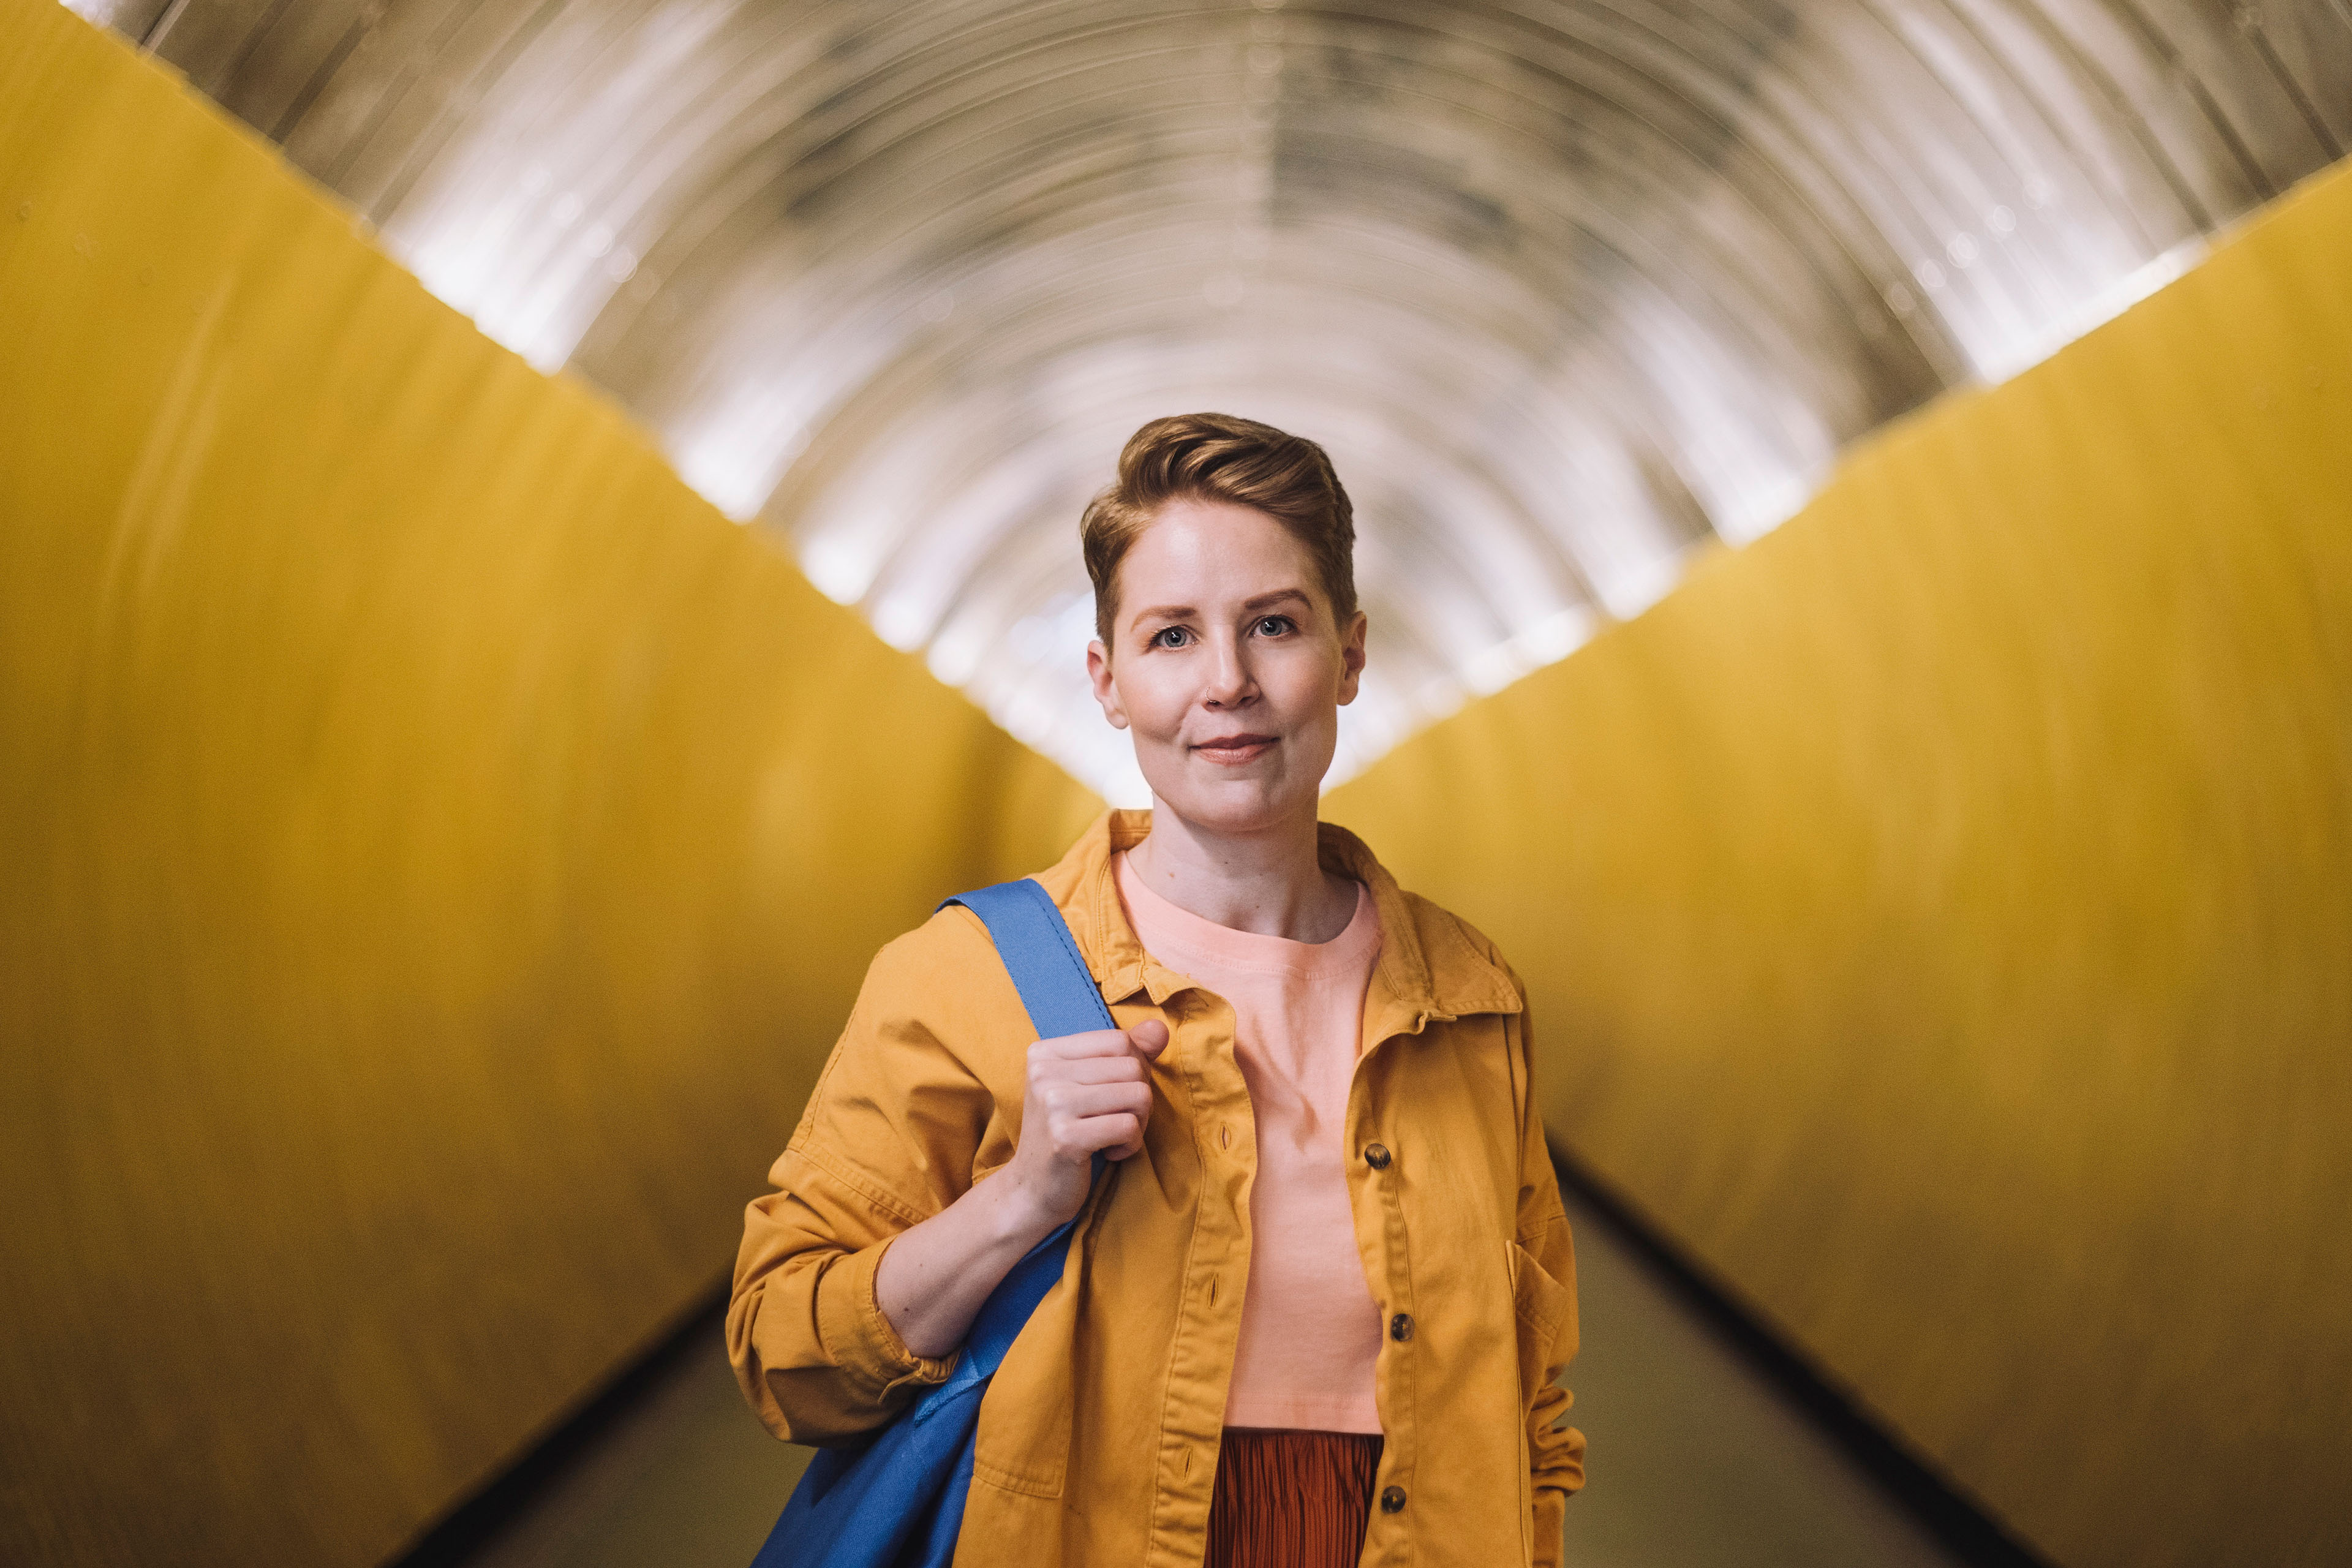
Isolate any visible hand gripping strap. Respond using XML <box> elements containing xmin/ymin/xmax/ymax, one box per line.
<box><xmin>918</xmin><ymin>878</ymin><xmax>1114</xmax><ymax>1407</ymax></box>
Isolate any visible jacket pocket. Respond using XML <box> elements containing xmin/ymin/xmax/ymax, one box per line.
<box><xmin>1505</xmin><ymin>1239</ymin><xmax>1572</xmax><ymax>1404</ymax></box>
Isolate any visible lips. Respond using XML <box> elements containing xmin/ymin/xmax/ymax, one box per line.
<box><xmin>1193</xmin><ymin>733</ymin><xmax>1278</xmax><ymax>764</ymax></box>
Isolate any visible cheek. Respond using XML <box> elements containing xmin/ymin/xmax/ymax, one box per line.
<box><xmin>1266</xmin><ymin>647</ymin><xmax>1344</xmax><ymax>715</ymax></box>
<box><xmin>1114</xmin><ymin>661</ymin><xmax>1191</xmax><ymax>736</ymax></box>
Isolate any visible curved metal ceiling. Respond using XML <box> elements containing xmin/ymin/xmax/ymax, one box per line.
<box><xmin>70</xmin><ymin>0</ymin><xmax>2351</xmax><ymax>798</ymax></box>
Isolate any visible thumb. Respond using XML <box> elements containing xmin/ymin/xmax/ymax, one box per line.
<box><xmin>1126</xmin><ymin>1018</ymin><xmax>1171</xmax><ymax>1058</ymax></box>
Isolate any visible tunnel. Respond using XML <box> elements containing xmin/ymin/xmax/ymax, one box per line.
<box><xmin>2</xmin><ymin>0</ymin><xmax>2348</xmax><ymax>1564</ymax></box>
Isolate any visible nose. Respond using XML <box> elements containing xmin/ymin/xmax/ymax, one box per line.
<box><xmin>1202</xmin><ymin>629</ymin><xmax>1256</xmax><ymax>710</ymax></box>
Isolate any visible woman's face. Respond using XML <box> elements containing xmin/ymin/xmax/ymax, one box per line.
<box><xmin>1087</xmin><ymin>497</ymin><xmax>1367</xmax><ymax>834</ymax></box>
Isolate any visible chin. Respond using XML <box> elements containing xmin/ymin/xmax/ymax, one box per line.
<box><xmin>1169</xmin><ymin>794</ymin><xmax>1283</xmax><ymax>834</ymax></box>
<box><xmin>1146</xmin><ymin>760</ymin><xmax>1325</xmax><ymax>834</ymax></box>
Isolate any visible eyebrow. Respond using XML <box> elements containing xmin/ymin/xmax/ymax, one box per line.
<box><xmin>1128</xmin><ymin>588</ymin><xmax>1314</xmax><ymax>625</ymax></box>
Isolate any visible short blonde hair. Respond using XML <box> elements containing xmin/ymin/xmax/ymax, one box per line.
<box><xmin>1080</xmin><ymin>412</ymin><xmax>1358</xmax><ymax>647</ymax></box>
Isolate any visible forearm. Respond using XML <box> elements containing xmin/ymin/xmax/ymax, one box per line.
<box><xmin>731</xmin><ymin>1182</ymin><xmax>962</xmax><ymax>1444</ymax></box>
<box><xmin>873</xmin><ymin>1167</ymin><xmax>1061</xmax><ymax>1359</ymax></box>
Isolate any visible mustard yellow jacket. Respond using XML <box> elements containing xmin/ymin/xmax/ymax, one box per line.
<box><xmin>730</xmin><ymin>810</ymin><xmax>1586</xmax><ymax>1567</ymax></box>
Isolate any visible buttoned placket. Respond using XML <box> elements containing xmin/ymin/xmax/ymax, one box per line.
<box><xmin>1344</xmin><ymin>992</ymin><xmax>1457</xmax><ymax>1560</ymax></box>
<box><xmin>1080</xmin><ymin>813</ymin><xmax>1479</xmax><ymax>1566</ymax></box>
<box><xmin>1130</xmin><ymin>967</ymin><xmax>1259</xmax><ymax>1553</ymax></box>
<box><xmin>1133</xmin><ymin>969</ymin><xmax>1438</xmax><ymax>1562</ymax></box>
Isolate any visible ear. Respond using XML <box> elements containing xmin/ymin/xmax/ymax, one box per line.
<box><xmin>1087</xmin><ymin>638</ymin><xmax>1131</xmax><ymax>730</ymax></box>
<box><xmin>1335</xmin><ymin>611</ymin><xmax>1368</xmax><ymax>706</ymax></box>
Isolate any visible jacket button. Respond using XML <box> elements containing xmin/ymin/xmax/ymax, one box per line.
<box><xmin>1363</xmin><ymin>1143</ymin><xmax>1391</xmax><ymax>1169</ymax></box>
<box><xmin>1389</xmin><ymin>1313</ymin><xmax>1413</xmax><ymax>1342</ymax></box>
<box><xmin>1379</xmin><ymin>1485</ymin><xmax>1407</xmax><ymax>1513</ymax></box>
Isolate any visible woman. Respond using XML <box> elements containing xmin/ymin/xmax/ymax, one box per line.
<box><xmin>730</xmin><ymin>413</ymin><xmax>1585</xmax><ymax>1567</ymax></box>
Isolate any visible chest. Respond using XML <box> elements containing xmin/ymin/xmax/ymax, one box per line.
<box><xmin>965</xmin><ymin>995</ymin><xmax>1537</xmax><ymax>1556</ymax></box>
<box><xmin>1110</xmin><ymin>992</ymin><xmax>1524</xmax><ymax>1269</ymax></box>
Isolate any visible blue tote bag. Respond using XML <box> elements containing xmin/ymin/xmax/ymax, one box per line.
<box><xmin>750</xmin><ymin>877</ymin><xmax>1115</xmax><ymax>1568</ymax></box>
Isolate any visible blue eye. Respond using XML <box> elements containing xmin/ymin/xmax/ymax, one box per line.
<box><xmin>1255</xmin><ymin>616</ymin><xmax>1294</xmax><ymax>636</ymax></box>
<box><xmin>1152</xmin><ymin>625</ymin><xmax>1191</xmax><ymax>649</ymax></box>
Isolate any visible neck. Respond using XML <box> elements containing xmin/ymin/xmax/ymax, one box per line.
<box><xmin>1128</xmin><ymin>799</ymin><xmax>1357</xmax><ymax>942</ymax></box>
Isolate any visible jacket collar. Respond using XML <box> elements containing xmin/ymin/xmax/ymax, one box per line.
<box><xmin>1033</xmin><ymin>809</ymin><xmax>1521</xmax><ymax>1035</ymax></box>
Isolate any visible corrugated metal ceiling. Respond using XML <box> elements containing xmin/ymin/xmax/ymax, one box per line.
<box><xmin>69</xmin><ymin>0</ymin><xmax>2351</xmax><ymax>796</ymax></box>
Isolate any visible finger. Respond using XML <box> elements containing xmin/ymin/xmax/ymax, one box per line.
<box><xmin>1051</xmin><ymin>1054</ymin><xmax>1148</xmax><ymax>1086</ymax></box>
<box><xmin>1029</xmin><ymin>1028</ymin><xmax>1137</xmax><ymax>1062</ymax></box>
<box><xmin>1058</xmin><ymin>1111</ymin><xmax>1143</xmax><ymax>1161</ymax></box>
<box><xmin>1125</xmin><ymin>1019</ymin><xmax>1170</xmax><ymax>1059</ymax></box>
<box><xmin>1039</xmin><ymin>1081</ymin><xmax>1153</xmax><ymax>1122</ymax></box>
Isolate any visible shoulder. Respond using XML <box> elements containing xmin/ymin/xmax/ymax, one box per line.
<box><xmin>781</xmin><ymin>902</ymin><xmax>1033</xmax><ymax>1163</ymax></box>
<box><xmin>864</xmin><ymin>900</ymin><xmax>998</xmax><ymax>990</ymax></box>
<box><xmin>1398</xmin><ymin>890</ymin><xmax>1519</xmax><ymax>982</ymax></box>
<box><xmin>1323</xmin><ymin>821</ymin><xmax>1518</xmax><ymax>986</ymax></box>
<box><xmin>1385</xmin><ymin>884</ymin><xmax>1530</xmax><ymax>1020</ymax></box>
<box><xmin>777</xmin><ymin>905</ymin><xmax>1022</xmax><ymax>1218</ymax></box>
<box><xmin>1321</xmin><ymin>817</ymin><xmax>1526</xmax><ymax>1017</ymax></box>
<box><xmin>845</xmin><ymin>901</ymin><xmax>1034</xmax><ymax>1054</ymax></box>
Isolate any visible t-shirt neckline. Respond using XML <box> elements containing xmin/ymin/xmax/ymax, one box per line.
<box><xmin>1113</xmin><ymin>850</ymin><xmax>1381</xmax><ymax>980</ymax></box>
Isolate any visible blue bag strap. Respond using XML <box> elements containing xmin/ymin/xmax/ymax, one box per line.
<box><xmin>941</xmin><ymin>878</ymin><xmax>1117</xmax><ymax>1040</ymax></box>
<box><xmin>919</xmin><ymin>877</ymin><xmax>1117</xmax><ymax>1401</ymax></box>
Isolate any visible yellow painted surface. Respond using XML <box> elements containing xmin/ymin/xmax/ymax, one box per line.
<box><xmin>1330</xmin><ymin>161</ymin><xmax>2352</xmax><ymax>1568</ymax></box>
<box><xmin>0</xmin><ymin>6</ymin><xmax>1098</xmax><ymax>1565</ymax></box>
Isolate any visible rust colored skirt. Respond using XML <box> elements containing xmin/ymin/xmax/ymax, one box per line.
<box><xmin>1203</xmin><ymin>1427</ymin><xmax>1384</xmax><ymax>1568</ymax></box>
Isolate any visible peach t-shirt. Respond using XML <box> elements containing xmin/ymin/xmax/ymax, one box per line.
<box><xmin>1114</xmin><ymin>851</ymin><xmax>1386</xmax><ymax>1433</ymax></box>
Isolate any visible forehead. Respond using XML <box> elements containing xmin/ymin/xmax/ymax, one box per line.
<box><xmin>1118</xmin><ymin>497</ymin><xmax>1321</xmax><ymax>608</ymax></box>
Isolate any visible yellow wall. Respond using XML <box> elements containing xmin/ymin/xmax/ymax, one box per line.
<box><xmin>1329</xmin><ymin>162</ymin><xmax>2352</xmax><ymax>1568</ymax></box>
<box><xmin>0</xmin><ymin>6</ymin><xmax>1098</xmax><ymax>1564</ymax></box>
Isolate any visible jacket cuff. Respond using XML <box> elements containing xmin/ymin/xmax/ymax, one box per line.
<box><xmin>820</xmin><ymin>1235</ymin><xmax>959</xmax><ymax>1398</ymax></box>
<box><xmin>1532</xmin><ymin>1487</ymin><xmax>1567</xmax><ymax>1568</ymax></box>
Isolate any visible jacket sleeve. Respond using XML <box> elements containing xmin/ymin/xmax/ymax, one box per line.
<box><xmin>727</xmin><ymin>924</ymin><xmax>1003</xmax><ymax>1444</ymax></box>
<box><xmin>1511</xmin><ymin>983</ymin><xmax>1588</xmax><ymax>1567</ymax></box>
